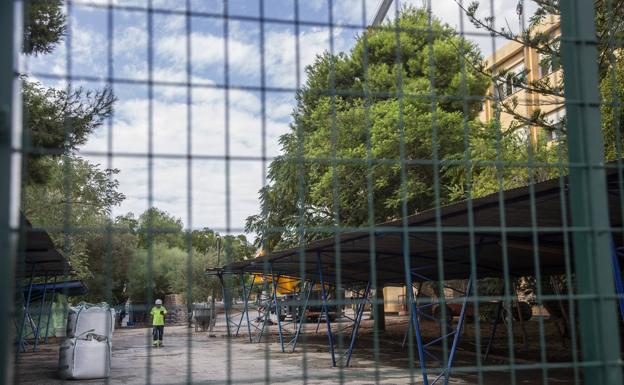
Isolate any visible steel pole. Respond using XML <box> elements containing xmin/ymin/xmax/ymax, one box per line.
<box><xmin>316</xmin><ymin>251</ymin><xmax>336</xmax><ymax>367</ymax></box>
<box><xmin>0</xmin><ymin>0</ymin><xmax>21</xmax><ymax>381</ymax></box>
<box><xmin>560</xmin><ymin>1</ymin><xmax>623</xmax><ymax>383</ymax></box>
<box><xmin>345</xmin><ymin>281</ymin><xmax>371</xmax><ymax>367</ymax></box>
<box><xmin>16</xmin><ymin>265</ymin><xmax>35</xmax><ymax>362</ymax></box>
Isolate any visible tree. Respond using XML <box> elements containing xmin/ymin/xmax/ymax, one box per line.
<box><xmin>601</xmin><ymin>58</ymin><xmax>624</xmax><ymax>160</ymax></box>
<box><xmin>23</xmin><ymin>80</ymin><xmax>116</xmax><ymax>184</ymax></box>
<box><xmin>22</xmin><ymin>157</ymin><xmax>125</xmax><ymax>278</ymax></box>
<box><xmin>444</xmin><ymin>120</ymin><xmax>563</xmax><ymax>201</ymax></box>
<box><xmin>23</xmin><ymin>0</ymin><xmax>66</xmax><ymax>55</ymax></box>
<box><xmin>82</xmin><ymin>218</ymin><xmax>137</xmax><ymax>306</ymax></box>
<box><xmin>137</xmin><ymin>208</ymin><xmax>185</xmax><ymax>250</ymax></box>
<box><xmin>126</xmin><ymin>243</ymin><xmax>186</xmax><ymax>304</ymax></box>
<box><xmin>246</xmin><ymin>7</ymin><xmax>489</xmax><ymax>251</ymax></box>
<box><xmin>21</xmin><ymin>0</ymin><xmax>116</xmax><ymax>187</ymax></box>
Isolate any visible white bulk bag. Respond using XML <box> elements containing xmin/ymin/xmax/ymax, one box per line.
<box><xmin>58</xmin><ymin>335</ymin><xmax>111</xmax><ymax>380</ymax></box>
<box><xmin>67</xmin><ymin>303</ymin><xmax>113</xmax><ymax>339</ymax></box>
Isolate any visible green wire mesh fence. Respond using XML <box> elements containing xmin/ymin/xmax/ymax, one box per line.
<box><xmin>2</xmin><ymin>0</ymin><xmax>624</xmax><ymax>384</ymax></box>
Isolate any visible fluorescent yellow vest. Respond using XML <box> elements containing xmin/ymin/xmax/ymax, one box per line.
<box><xmin>150</xmin><ymin>306</ymin><xmax>167</xmax><ymax>326</ymax></box>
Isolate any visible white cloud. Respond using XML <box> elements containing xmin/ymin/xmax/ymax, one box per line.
<box><xmin>81</xmin><ymin>83</ymin><xmax>290</xmax><ymax>231</ymax></box>
<box><xmin>55</xmin><ymin>0</ymin><xmax>539</xmax><ymax>236</ymax></box>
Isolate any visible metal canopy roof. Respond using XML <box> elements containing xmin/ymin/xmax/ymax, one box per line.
<box><xmin>21</xmin><ymin>280</ymin><xmax>87</xmax><ymax>299</ymax></box>
<box><xmin>18</xmin><ymin>216</ymin><xmax>71</xmax><ymax>278</ymax></box>
<box><xmin>223</xmin><ymin>166</ymin><xmax>624</xmax><ymax>285</ymax></box>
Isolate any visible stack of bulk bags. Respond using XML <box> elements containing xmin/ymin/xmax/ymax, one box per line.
<box><xmin>59</xmin><ymin>303</ymin><xmax>114</xmax><ymax>380</ymax></box>
<box><xmin>66</xmin><ymin>303</ymin><xmax>114</xmax><ymax>339</ymax></box>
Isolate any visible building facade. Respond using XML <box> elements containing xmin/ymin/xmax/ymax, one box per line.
<box><xmin>479</xmin><ymin>16</ymin><xmax>564</xmax><ymax>143</ymax></box>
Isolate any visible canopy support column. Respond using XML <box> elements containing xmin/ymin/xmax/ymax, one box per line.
<box><xmin>15</xmin><ymin>264</ymin><xmax>35</xmax><ymax>362</ymax></box>
<box><xmin>288</xmin><ymin>280</ymin><xmax>314</xmax><ymax>352</ymax></box>
<box><xmin>218</xmin><ymin>272</ymin><xmax>232</xmax><ymax>337</ymax></box>
<box><xmin>32</xmin><ymin>274</ymin><xmax>49</xmax><ymax>351</ymax></box>
<box><xmin>343</xmin><ymin>281</ymin><xmax>371</xmax><ymax>367</ymax></box>
<box><xmin>236</xmin><ymin>272</ymin><xmax>255</xmax><ymax>341</ymax></box>
<box><xmin>316</xmin><ymin>251</ymin><xmax>336</xmax><ymax>366</ymax></box>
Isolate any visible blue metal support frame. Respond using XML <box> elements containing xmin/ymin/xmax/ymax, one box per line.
<box><xmin>404</xmin><ymin>265</ymin><xmax>428</xmax><ymax>384</ymax></box>
<box><xmin>315</xmin><ymin>250</ymin><xmax>371</xmax><ymax>367</ymax></box>
<box><xmin>15</xmin><ymin>265</ymin><xmax>35</xmax><ymax>361</ymax></box>
<box><xmin>286</xmin><ymin>280</ymin><xmax>315</xmax><ymax>352</ymax></box>
<box><xmin>611</xmin><ymin>245</ymin><xmax>624</xmax><ymax>322</ymax></box>
<box><xmin>255</xmin><ymin>276</ymin><xmax>275</xmax><ymax>343</ymax></box>
<box><xmin>272</xmin><ymin>278</ymin><xmax>316</xmax><ymax>352</ymax></box>
<box><xmin>343</xmin><ymin>281</ymin><xmax>371</xmax><ymax>367</ymax></box>
<box><xmin>236</xmin><ymin>272</ymin><xmax>255</xmax><ymax>341</ymax></box>
<box><xmin>43</xmin><ymin>276</ymin><xmax>58</xmax><ymax>344</ymax></box>
<box><xmin>404</xmin><ymin>269</ymin><xmax>473</xmax><ymax>385</ymax></box>
<box><xmin>218</xmin><ymin>272</ymin><xmax>233</xmax><ymax>337</ymax></box>
<box><xmin>32</xmin><ymin>274</ymin><xmax>48</xmax><ymax>351</ymax></box>
<box><xmin>316</xmin><ymin>251</ymin><xmax>336</xmax><ymax>366</ymax></box>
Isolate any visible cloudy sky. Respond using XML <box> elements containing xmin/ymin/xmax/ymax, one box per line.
<box><xmin>26</xmin><ymin>0</ymin><xmax>534</xmax><ymax>236</ymax></box>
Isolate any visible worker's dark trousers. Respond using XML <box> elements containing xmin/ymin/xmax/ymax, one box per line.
<box><xmin>153</xmin><ymin>326</ymin><xmax>164</xmax><ymax>343</ymax></box>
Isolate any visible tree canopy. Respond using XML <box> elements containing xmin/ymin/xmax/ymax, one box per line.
<box><xmin>246</xmin><ymin>7</ymin><xmax>489</xmax><ymax>251</ymax></box>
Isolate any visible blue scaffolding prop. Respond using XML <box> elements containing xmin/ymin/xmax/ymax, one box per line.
<box><xmin>15</xmin><ymin>274</ymin><xmax>75</xmax><ymax>356</ymax></box>
<box><xmin>234</xmin><ymin>272</ymin><xmax>258</xmax><ymax>342</ymax></box>
<box><xmin>612</xmin><ymin>245</ymin><xmax>624</xmax><ymax>322</ymax></box>
<box><xmin>217</xmin><ymin>271</ymin><xmax>255</xmax><ymax>339</ymax></box>
<box><xmin>315</xmin><ymin>252</ymin><xmax>372</xmax><ymax>367</ymax></box>
<box><xmin>272</xmin><ymin>279</ymin><xmax>315</xmax><ymax>352</ymax></box>
<box><xmin>233</xmin><ymin>272</ymin><xmax>274</xmax><ymax>343</ymax></box>
<box><xmin>404</xmin><ymin>266</ymin><xmax>473</xmax><ymax>385</ymax></box>
<box><xmin>219</xmin><ymin>269</ymin><xmax>317</xmax><ymax>351</ymax></box>
<box><xmin>15</xmin><ymin>265</ymin><xmax>35</xmax><ymax>360</ymax></box>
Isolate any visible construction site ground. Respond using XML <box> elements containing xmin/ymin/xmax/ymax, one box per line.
<box><xmin>16</xmin><ymin>314</ymin><xmax>578</xmax><ymax>384</ymax></box>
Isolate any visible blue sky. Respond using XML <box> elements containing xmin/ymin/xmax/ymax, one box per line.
<box><xmin>25</xmin><ymin>0</ymin><xmax>533</xmax><ymax>235</ymax></box>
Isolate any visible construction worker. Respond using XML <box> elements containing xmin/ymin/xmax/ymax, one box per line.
<box><xmin>150</xmin><ymin>299</ymin><xmax>167</xmax><ymax>347</ymax></box>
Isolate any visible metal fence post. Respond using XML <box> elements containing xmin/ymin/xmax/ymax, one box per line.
<box><xmin>559</xmin><ymin>1</ymin><xmax>623</xmax><ymax>383</ymax></box>
<box><xmin>0</xmin><ymin>0</ymin><xmax>21</xmax><ymax>382</ymax></box>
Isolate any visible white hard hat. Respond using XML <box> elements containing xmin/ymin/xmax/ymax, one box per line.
<box><xmin>155</xmin><ymin>299</ymin><xmax>163</xmax><ymax>305</ymax></box>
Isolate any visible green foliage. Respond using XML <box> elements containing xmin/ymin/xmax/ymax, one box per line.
<box><xmin>247</xmin><ymin>7</ymin><xmax>489</xmax><ymax>251</ymax></box>
<box><xmin>82</xmin><ymin>219</ymin><xmax>137</xmax><ymax>306</ymax></box>
<box><xmin>23</xmin><ymin>0</ymin><xmax>66</xmax><ymax>55</ymax></box>
<box><xmin>126</xmin><ymin>243</ymin><xmax>187</xmax><ymax>304</ymax></box>
<box><xmin>23</xmin><ymin>81</ymin><xmax>116</xmax><ymax>184</ymax></box>
<box><xmin>137</xmin><ymin>208</ymin><xmax>185</xmax><ymax>250</ymax></box>
<box><xmin>601</xmin><ymin>58</ymin><xmax>624</xmax><ymax>161</ymax></box>
<box><xmin>127</xmin><ymin>226</ymin><xmax>254</xmax><ymax>304</ymax></box>
<box><xmin>22</xmin><ymin>157</ymin><xmax>125</xmax><ymax>277</ymax></box>
<box><xmin>444</xmin><ymin>121</ymin><xmax>564</xmax><ymax>201</ymax></box>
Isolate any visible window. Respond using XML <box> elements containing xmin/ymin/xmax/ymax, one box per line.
<box><xmin>539</xmin><ymin>52</ymin><xmax>561</xmax><ymax>78</ymax></box>
<box><xmin>513</xmin><ymin>125</ymin><xmax>530</xmax><ymax>143</ymax></box>
<box><xmin>538</xmin><ymin>39</ymin><xmax>561</xmax><ymax>78</ymax></box>
<box><xmin>544</xmin><ymin>107</ymin><xmax>566</xmax><ymax>140</ymax></box>
<box><xmin>495</xmin><ymin>60</ymin><xmax>526</xmax><ymax>99</ymax></box>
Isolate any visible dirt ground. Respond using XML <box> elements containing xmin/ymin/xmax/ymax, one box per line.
<box><xmin>16</xmin><ymin>314</ymin><xmax>580</xmax><ymax>384</ymax></box>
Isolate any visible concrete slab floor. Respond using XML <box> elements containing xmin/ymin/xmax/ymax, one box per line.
<box><xmin>16</xmin><ymin>316</ymin><xmax>578</xmax><ymax>385</ymax></box>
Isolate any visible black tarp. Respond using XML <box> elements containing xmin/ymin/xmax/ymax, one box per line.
<box><xmin>222</xmin><ymin>166</ymin><xmax>624</xmax><ymax>285</ymax></box>
<box><xmin>17</xmin><ymin>216</ymin><xmax>71</xmax><ymax>278</ymax></box>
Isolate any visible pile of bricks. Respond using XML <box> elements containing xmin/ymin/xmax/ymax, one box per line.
<box><xmin>164</xmin><ymin>294</ymin><xmax>189</xmax><ymax>326</ymax></box>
